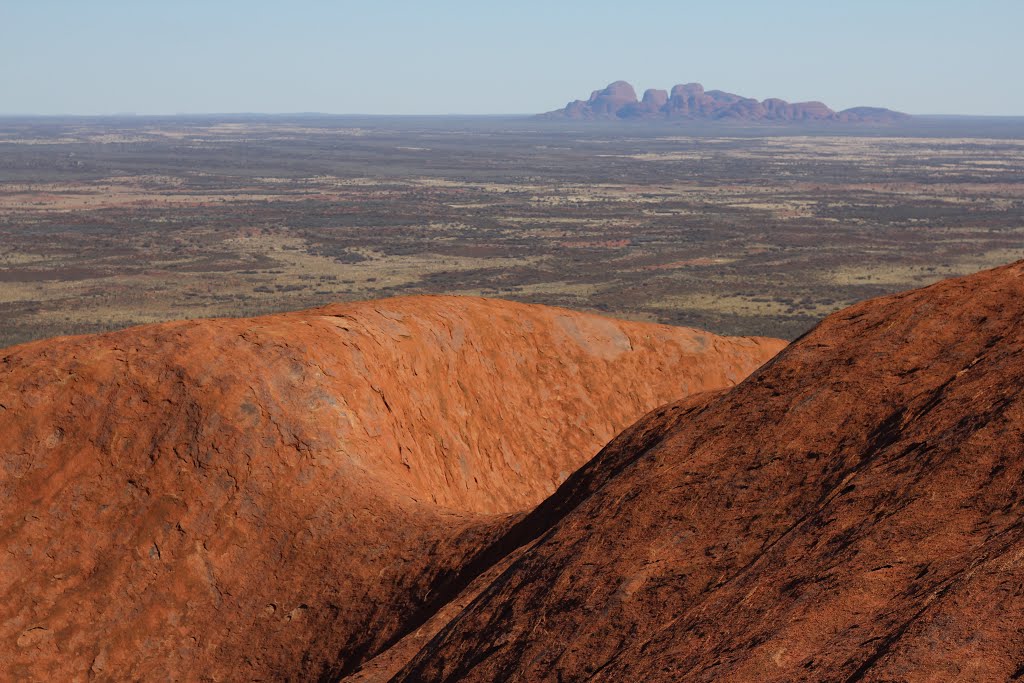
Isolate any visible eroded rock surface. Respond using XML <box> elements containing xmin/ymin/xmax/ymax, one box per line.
<box><xmin>0</xmin><ymin>295</ymin><xmax>782</xmax><ymax>681</ymax></box>
<box><xmin>395</xmin><ymin>262</ymin><xmax>1024</xmax><ymax>682</ymax></box>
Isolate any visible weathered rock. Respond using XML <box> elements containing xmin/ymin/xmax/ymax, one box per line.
<box><xmin>838</xmin><ymin>105</ymin><xmax>913</xmax><ymax>122</ymax></box>
<box><xmin>543</xmin><ymin>80</ymin><xmax>908</xmax><ymax>122</ymax></box>
<box><xmin>0</xmin><ymin>295</ymin><xmax>782</xmax><ymax>681</ymax></box>
<box><xmin>395</xmin><ymin>261</ymin><xmax>1024</xmax><ymax>681</ymax></box>
<box><xmin>619</xmin><ymin>88</ymin><xmax>669</xmax><ymax>117</ymax></box>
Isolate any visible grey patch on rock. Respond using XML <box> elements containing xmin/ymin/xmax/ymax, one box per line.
<box><xmin>555</xmin><ymin>315</ymin><xmax>633</xmax><ymax>361</ymax></box>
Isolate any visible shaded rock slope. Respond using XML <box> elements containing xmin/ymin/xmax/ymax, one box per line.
<box><xmin>0</xmin><ymin>296</ymin><xmax>783</xmax><ymax>681</ymax></box>
<box><xmin>394</xmin><ymin>261</ymin><xmax>1024</xmax><ymax>682</ymax></box>
<box><xmin>544</xmin><ymin>80</ymin><xmax>909</xmax><ymax>122</ymax></box>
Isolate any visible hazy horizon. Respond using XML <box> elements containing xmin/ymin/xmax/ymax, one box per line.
<box><xmin>2</xmin><ymin>0</ymin><xmax>1021</xmax><ymax>117</ymax></box>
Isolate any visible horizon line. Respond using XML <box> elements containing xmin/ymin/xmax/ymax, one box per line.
<box><xmin>2</xmin><ymin>111</ymin><xmax>1024</xmax><ymax>120</ymax></box>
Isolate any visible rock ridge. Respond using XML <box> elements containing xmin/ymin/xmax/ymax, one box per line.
<box><xmin>543</xmin><ymin>80</ymin><xmax>910</xmax><ymax>122</ymax></box>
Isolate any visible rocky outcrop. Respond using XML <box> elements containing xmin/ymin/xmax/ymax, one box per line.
<box><xmin>394</xmin><ymin>261</ymin><xmax>1024</xmax><ymax>681</ymax></box>
<box><xmin>543</xmin><ymin>80</ymin><xmax>910</xmax><ymax>122</ymax></box>
<box><xmin>0</xmin><ymin>296</ymin><xmax>783</xmax><ymax>681</ymax></box>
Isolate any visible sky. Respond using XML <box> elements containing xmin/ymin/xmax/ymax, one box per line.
<box><xmin>1</xmin><ymin>0</ymin><xmax>1020</xmax><ymax>116</ymax></box>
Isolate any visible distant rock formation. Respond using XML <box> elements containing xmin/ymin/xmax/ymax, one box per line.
<box><xmin>543</xmin><ymin>80</ymin><xmax>910</xmax><ymax>122</ymax></box>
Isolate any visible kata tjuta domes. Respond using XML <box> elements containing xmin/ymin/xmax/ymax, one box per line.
<box><xmin>543</xmin><ymin>80</ymin><xmax>910</xmax><ymax>122</ymax></box>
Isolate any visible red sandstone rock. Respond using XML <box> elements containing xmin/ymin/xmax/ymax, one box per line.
<box><xmin>0</xmin><ymin>296</ymin><xmax>782</xmax><ymax>680</ymax></box>
<box><xmin>555</xmin><ymin>80</ymin><xmax>639</xmax><ymax>119</ymax></box>
<box><xmin>837</xmin><ymin>105</ymin><xmax>913</xmax><ymax>122</ymax></box>
<box><xmin>619</xmin><ymin>88</ymin><xmax>669</xmax><ymax>117</ymax></box>
<box><xmin>543</xmin><ymin>80</ymin><xmax>908</xmax><ymax>122</ymax></box>
<box><xmin>394</xmin><ymin>261</ymin><xmax>1024</xmax><ymax>681</ymax></box>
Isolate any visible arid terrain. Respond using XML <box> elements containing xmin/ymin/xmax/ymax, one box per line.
<box><xmin>0</xmin><ymin>296</ymin><xmax>781</xmax><ymax>680</ymax></box>
<box><xmin>5</xmin><ymin>0</ymin><xmax>1024</xmax><ymax>675</ymax></box>
<box><xmin>392</xmin><ymin>259</ymin><xmax>1024</xmax><ymax>683</ymax></box>
<box><xmin>6</xmin><ymin>258</ymin><xmax>1024</xmax><ymax>680</ymax></box>
<box><xmin>1</xmin><ymin>115</ymin><xmax>1023</xmax><ymax>348</ymax></box>
<box><xmin>3</xmin><ymin>109</ymin><xmax>1024</xmax><ymax>682</ymax></box>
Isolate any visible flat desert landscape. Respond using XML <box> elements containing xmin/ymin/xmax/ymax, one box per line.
<box><xmin>2</xmin><ymin>115</ymin><xmax>1023</xmax><ymax>348</ymax></box>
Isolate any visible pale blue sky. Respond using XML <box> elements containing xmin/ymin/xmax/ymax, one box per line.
<box><xmin>1</xmin><ymin>0</ymin><xmax>1020</xmax><ymax>116</ymax></box>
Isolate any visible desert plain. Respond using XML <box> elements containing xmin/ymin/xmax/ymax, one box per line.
<box><xmin>2</xmin><ymin>115</ymin><xmax>1023</xmax><ymax>347</ymax></box>
<box><xmin>4</xmin><ymin>114</ymin><xmax>1024</xmax><ymax>681</ymax></box>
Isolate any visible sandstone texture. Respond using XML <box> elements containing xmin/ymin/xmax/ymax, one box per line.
<box><xmin>543</xmin><ymin>80</ymin><xmax>910</xmax><ymax>122</ymax></box>
<box><xmin>394</xmin><ymin>261</ymin><xmax>1024</xmax><ymax>681</ymax></box>
<box><xmin>0</xmin><ymin>295</ymin><xmax>782</xmax><ymax>681</ymax></box>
